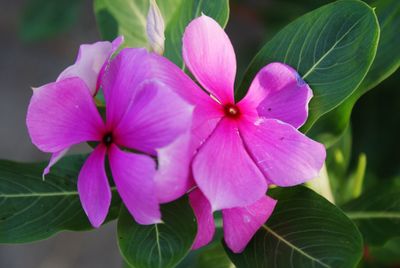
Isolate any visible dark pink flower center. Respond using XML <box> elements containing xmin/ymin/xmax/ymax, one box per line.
<box><xmin>224</xmin><ymin>103</ymin><xmax>241</xmax><ymax>119</ymax></box>
<box><xmin>102</xmin><ymin>132</ymin><xmax>113</xmax><ymax>146</ymax></box>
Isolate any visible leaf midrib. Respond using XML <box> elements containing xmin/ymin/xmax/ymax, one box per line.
<box><xmin>0</xmin><ymin>186</ymin><xmax>117</xmax><ymax>198</ymax></box>
<box><xmin>346</xmin><ymin>211</ymin><xmax>400</xmax><ymax>220</ymax></box>
<box><xmin>301</xmin><ymin>15</ymin><xmax>366</xmax><ymax>80</ymax></box>
<box><xmin>262</xmin><ymin>225</ymin><xmax>331</xmax><ymax>268</ymax></box>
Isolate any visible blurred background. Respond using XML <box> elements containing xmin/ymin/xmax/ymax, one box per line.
<box><xmin>0</xmin><ymin>0</ymin><xmax>398</xmax><ymax>267</ymax></box>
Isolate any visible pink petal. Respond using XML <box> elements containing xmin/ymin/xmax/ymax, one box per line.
<box><xmin>96</xmin><ymin>36</ymin><xmax>124</xmax><ymax>91</ymax></box>
<box><xmin>57</xmin><ymin>37</ymin><xmax>123</xmax><ymax>95</ymax></box>
<box><xmin>78</xmin><ymin>145</ymin><xmax>110</xmax><ymax>228</ymax></box>
<box><xmin>102</xmin><ymin>48</ymin><xmax>150</xmax><ymax>128</ymax></box>
<box><xmin>154</xmin><ymin>133</ymin><xmax>192</xmax><ymax>203</ymax></box>
<box><xmin>26</xmin><ymin>77</ymin><xmax>105</xmax><ymax>153</ymax></box>
<box><xmin>182</xmin><ymin>14</ymin><xmax>236</xmax><ymax>103</ymax></box>
<box><xmin>239</xmin><ymin>118</ymin><xmax>326</xmax><ymax>187</ymax></box>
<box><xmin>192</xmin><ymin>119</ymin><xmax>268</xmax><ymax>211</ymax></box>
<box><xmin>42</xmin><ymin>149</ymin><xmax>69</xmax><ymax>179</ymax></box>
<box><xmin>108</xmin><ymin>144</ymin><xmax>161</xmax><ymax>225</ymax></box>
<box><xmin>146</xmin><ymin>51</ymin><xmax>210</xmax><ymax>106</ymax></box>
<box><xmin>153</xmin><ymin>100</ymin><xmax>224</xmax><ymax>204</ymax></box>
<box><xmin>114</xmin><ymin>80</ymin><xmax>193</xmax><ymax>155</ymax></box>
<box><xmin>222</xmin><ymin>195</ymin><xmax>277</xmax><ymax>253</ymax></box>
<box><xmin>189</xmin><ymin>188</ymin><xmax>215</xmax><ymax>250</ymax></box>
<box><xmin>240</xmin><ymin>62</ymin><xmax>312</xmax><ymax>128</ymax></box>
<box><xmin>191</xmin><ymin>98</ymin><xmax>224</xmax><ymax>148</ymax></box>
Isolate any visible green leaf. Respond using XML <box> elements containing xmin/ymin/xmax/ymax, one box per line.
<box><xmin>0</xmin><ymin>155</ymin><xmax>121</xmax><ymax>243</ymax></box>
<box><xmin>176</xmin><ymin>241</ymin><xmax>233</xmax><ymax>268</ymax></box>
<box><xmin>307</xmin><ymin>0</ymin><xmax>400</xmax><ymax>146</ymax></box>
<box><xmin>19</xmin><ymin>0</ymin><xmax>83</xmax><ymax>42</ymax></box>
<box><xmin>118</xmin><ymin>196</ymin><xmax>197</xmax><ymax>268</ymax></box>
<box><xmin>236</xmin><ymin>0</ymin><xmax>380</xmax><ymax>134</ymax></box>
<box><xmin>368</xmin><ymin>237</ymin><xmax>400</xmax><ymax>266</ymax></box>
<box><xmin>194</xmin><ymin>242</ymin><xmax>233</xmax><ymax>268</ymax></box>
<box><xmin>225</xmin><ymin>187</ymin><xmax>363</xmax><ymax>268</ymax></box>
<box><xmin>93</xmin><ymin>0</ymin><xmax>229</xmax><ymax>66</ymax></box>
<box><xmin>342</xmin><ymin>183</ymin><xmax>400</xmax><ymax>246</ymax></box>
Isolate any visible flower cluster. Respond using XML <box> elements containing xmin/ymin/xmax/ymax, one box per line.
<box><xmin>26</xmin><ymin>15</ymin><xmax>325</xmax><ymax>253</ymax></box>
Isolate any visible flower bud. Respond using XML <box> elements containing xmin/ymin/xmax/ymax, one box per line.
<box><xmin>146</xmin><ymin>0</ymin><xmax>165</xmax><ymax>55</ymax></box>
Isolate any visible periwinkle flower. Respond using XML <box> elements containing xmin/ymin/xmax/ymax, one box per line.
<box><xmin>39</xmin><ymin>37</ymin><xmax>123</xmax><ymax>178</ymax></box>
<box><xmin>26</xmin><ymin>48</ymin><xmax>193</xmax><ymax>227</ymax></box>
<box><xmin>160</xmin><ymin>15</ymin><xmax>326</xmax><ymax>252</ymax></box>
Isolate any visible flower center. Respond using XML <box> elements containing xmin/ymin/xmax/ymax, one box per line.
<box><xmin>224</xmin><ymin>103</ymin><xmax>240</xmax><ymax>118</ymax></box>
<box><xmin>102</xmin><ymin>132</ymin><xmax>113</xmax><ymax>146</ymax></box>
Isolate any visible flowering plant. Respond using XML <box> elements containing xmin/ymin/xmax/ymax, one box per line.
<box><xmin>1</xmin><ymin>0</ymin><xmax>399</xmax><ymax>267</ymax></box>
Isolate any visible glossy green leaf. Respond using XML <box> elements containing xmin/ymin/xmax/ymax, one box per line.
<box><xmin>342</xmin><ymin>183</ymin><xmax>400</xmax><ymax>246</ymax></box>
<box><xmin>225</xmin><ymin>187</ymin><xmax>363</xmax><ymax>268</ymax></box>
<box><xmin>118</xmin><ymin>197</ymin><xmax>197</xmax><ymax>268</ymax></box>
<box><xmin>194</xmin><ymin>242</ymin><xmax>233</xmax><ymax>268</ymax></box>
<box><xmin>308</xmin><ymin>0</ymin><xmax>400</xmax><ymax>146</ymax></box>
<box><xmin>93</xmin><ymin>0</ymin><xmax>229</xmax><ymax>66</ymax></box>
<box><xmin>0</xmin><ymin>155</ymin><xmax>121</xmax><ymax>243</ymax></box>
<box><xmin>176</xmin><ymin>240</ymin><xmax>233</xmax><ymax>268</ymax></box>
<box><xmin>19</xmin><ymin>0</ymin><xmax>83</xmax><ymax>42</ymax></box>
<box><xmin>237</xmin><ymin>0</ymin><xmax>379</xmax><ymax>134</ymax></box>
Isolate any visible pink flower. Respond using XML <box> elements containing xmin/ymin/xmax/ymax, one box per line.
<box><xmin>167</xmin><ymin>15</ymin><xmax>326</xmax><ymax>252</ymax></box>
<box><xmin>38</xmin><ymin>37</ymin><xmax>124</xmax><ymax>178</ymax></box>
<box><xmin>26</xmin><ymin>48</ymin><xmax>193</xmax><ymax>227</ymax></box>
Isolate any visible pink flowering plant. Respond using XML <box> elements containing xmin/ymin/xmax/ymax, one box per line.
<box><xmin>1</xmin><ymin>0</ymin><xmax>399</xmax><ymax>268</ymax></box>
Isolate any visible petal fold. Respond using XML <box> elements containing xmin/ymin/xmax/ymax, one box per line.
<box><xmin>189</xmin><ymin>189</ymin><xmax>215</xmax><ymax>250</ymax></box>
<box><xmin>78</xmin><ymin>145</ymin><xmax>110</xmax><ymax>228</ymax></box>
<box><xmin>241</xmin><ymin>62</ymin><xmax>312</xmax><ymax>128</ymax></box>
<box><xmin>192</xmin><ymin>119</ymin><xmax>268</xmax><ymax>211</ymax></box>
<box><xmin>42</xmin><ymin>149</ymin><xmax>69</xmax><ymax>179</ymax></box>
<box><xmin>183</xmin><ymin>15</ymin><xmax>236</xmax><ymax>103</ymax></box>
<box><xmin>108</xmin><ymin>145</ymin><xmax>161</xmax><ymax>225</ymax></box>
<box><xmin>57</xmin><ymin>37</ymin><xmax>123</xmax><ymax>95</ymax></box>
<box><xmin>239</xmin><ymin>118</ymin><xmax>326</xmax><ymax>186</ymax></box>
<box><xmin>222</xmin><ymin>195</ymin><xmax>277</xmax><ymax>253</ymax></box>
<box><xmin>154</xmin><ymin>133</ymin><xmax>192</xmax><ymax>203</ymax></box>
<box><xmin>26</xmin><ymin>77</ymin><xmax>105</xmax><ymax>153</ymax></box>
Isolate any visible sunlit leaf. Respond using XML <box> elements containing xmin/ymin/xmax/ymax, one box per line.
<box><xmin>93</xmin><ymin>0</ymin><xmax>229</xmax><ymax>66</ymax></box>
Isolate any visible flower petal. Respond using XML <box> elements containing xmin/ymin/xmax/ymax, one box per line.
<box><xmin>239</xmin><ymin>118</ymin><xmax>326</xmax><ymax>186</ymax></box>
<box><xmin>189</xmin><ymin>188</ymin><xmax>215</xmax><ymax>250</ymax></box>
<box><xmin>192</xmin><ymin>119</ymin><xmax>268</xmax><ymax>211</ymax></box>
<box><xmin>183</xmin><ymin>14</ymin><xmax>236</xmax><ymax>103</ymax></box>
<box><xmin>154</xmin><ymin>133</ymin><xmax>192</xmax><ymax>203</ymax></box>
<box><xmin>26</xmin><ymin>77</ymin><xmax>105</xmax><ymax>153</ymax></box>
<box><xmin>222</xmin><ymin>195</ymin><xmax>277</xmax><ymax>253</ymax></box>
<box><xmin>42</xmin><ymin>149</ymin><xmax>69</xmax><ymax>179</ymax></box>
<box><xmin>101</xmin><ymin>48</ymin><xmax>149</xmax><ymax>128</ymax></box>
<box><xmin>57</xmin><ymin>37</ymin><xmax>123</xmax><ymax>95</ymax></box>
<box><xmin>114</xmin><ymin>80</ymin><xmax>193</xmax><ymax>155</ymax></box>
<box><xmin>240</xmin><ymin>62</ymin><xmax>312</xmax><ymax>128</ymax></box>
<box><xmin>78</xmin><ymin>145</ymin><xmax>110</xmax><ymax>228</ymax></box>
<box><xmin>108</xmin><ymin>144</ymin><xmax>161</xmax><ymax>225</ymax></box>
